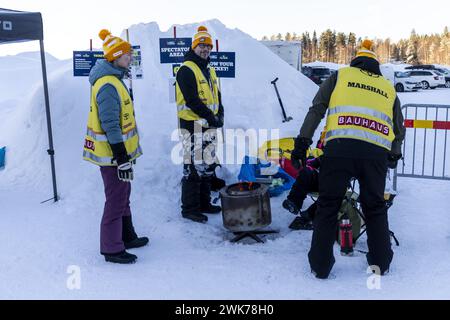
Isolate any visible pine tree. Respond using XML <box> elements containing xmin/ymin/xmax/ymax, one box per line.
<box><xmin>319</xmin><ymin>29</ymin><xmax>336</xmax><ymax>62</ymax></box>
<box><xmin>406</xmin><ymin>29</ymin><xmax>420</xmax><ymax>65</ymax></box>
<box><xmin>285</xmin><ymin>32</ymin><xmax>292</xmax><ymax>42</ymax></box>
<box><xmin>390</xmin><ymin>43</ymin><xmax>400</xmax><ymax>62</ymax></box>
<box><xmin>301</xmin><ymin>33</ymin><xmax>311</xmax><ymax>63</ymax></box>
<box><xmin>347</xmin><ymin>32</ymin><xmax>356</xmax><ymax>63</ymax></box>
<box><xmin>312</xmin><ymin>31</ymin><xmax>318</xmax><ymax>62</ymax></box>
<box><xmin>276</xmin><ymin>33</ymin><xmax>283</xmax><ymax>41</ymax></box>
<box><xmin>336</xmin><ymin>32</ymin><xmax>347</xmax><ymax>64</ymax></box>
<box><xmin>262</xmin><ymin>35</ymin><xmax>269</xmax><ymax>41</ymax></box>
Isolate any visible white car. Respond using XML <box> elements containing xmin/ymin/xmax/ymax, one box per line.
<box><xmin>405</xmin><ymin>70</ymin><xmax>445</xmax><ymax>89</ymax></box>
<box><xmin>380</xmin><ymin>65</ymin><xmax>421</xmax><ymax>92</ymax></box>
<box><xmin>393</xmin><ymin>71</ymin><xmax>422</xmax><ymax>92</ymax></box>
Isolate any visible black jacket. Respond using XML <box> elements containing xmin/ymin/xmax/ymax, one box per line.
<box><xmin>299</xmin><ymin>56</ymin><xmax>406</xmax><ymax>159</ymax></box>
<box><xmin>176</xmin><ymin>49</ymin><xmax>224</xmax><ymax>133</ymax></box>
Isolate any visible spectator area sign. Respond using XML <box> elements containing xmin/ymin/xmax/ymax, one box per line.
<box><xmin>160</xmin><ymin>38</ymin><xmax>192</xmax><ymax>64</ymax></box>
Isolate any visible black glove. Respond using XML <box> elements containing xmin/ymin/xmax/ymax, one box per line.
<box><xmin>206</xmin><ymin>114</ymin><xmax>224</xmax><ymax>128</ymax></box>
<box><xmin>387</xmin><ymin>153</ymin><xmax>402</xmax><ymax>169</ymax></box>
<box><xmin>291</xmin><ymin>137</ymin><xmax>312</xmax><ymax>170</ymax></box>
<box><xmin>110</xmin><ymin>142</ymin><xmax>134</xmax><ymax>182</ymax></box>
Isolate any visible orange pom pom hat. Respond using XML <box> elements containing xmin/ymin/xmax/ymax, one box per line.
<box><xmin>98</xmin><ymin>29</ymin><xmax>132</xmax><ymax>62</ymax></box>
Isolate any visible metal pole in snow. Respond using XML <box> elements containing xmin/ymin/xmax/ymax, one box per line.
<box><xmin>40</xmin><ymin>40</ymin><xmax>59</xmax><ymax>203</ymax></box>
<box><xmin>126</xmin><ymin>29</ymin><xmax>134</xmax><ymax>101</ymax></box>
<box><xmin>215</xmin><ymin>39</ymin><xmax>225</xmax><ymax>147</ymax></box>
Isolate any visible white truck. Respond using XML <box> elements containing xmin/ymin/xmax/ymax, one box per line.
<box><xmin>261</xmin><ymin>41</ymin><xmax>302</xmax><ymax>71</ymax></box>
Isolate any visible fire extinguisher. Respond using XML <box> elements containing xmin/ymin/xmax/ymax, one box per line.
<box><xmin>340</xmin><ymin>214</ymin><xmax>354</xmax><ymax>256</ymax></box>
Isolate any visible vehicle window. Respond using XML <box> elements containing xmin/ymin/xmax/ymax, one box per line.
<box><xmin>395</xmin><ymin>72</ymin><xmax>408</xmax><ymax>78</ymax></box>
<box><xmin>312</xmin><ymin>68</ymin><xmax>331</xmax><ymax>76</ymax></box>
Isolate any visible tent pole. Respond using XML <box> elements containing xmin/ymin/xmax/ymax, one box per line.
<box><xmin>39</xmin><ymin>39</ymin><xmax>59</xmax><ymax>202</ymax></box>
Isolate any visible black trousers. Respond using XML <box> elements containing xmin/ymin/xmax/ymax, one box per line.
<box><xmin>308</xmin><ymin>156</ymin><xmax>393</xmax><ymax>278</ymax></box>
<box><xmin>181</xmin><ymin>128</ymin><xmax>218</xmax><ymax>215</ymax></box>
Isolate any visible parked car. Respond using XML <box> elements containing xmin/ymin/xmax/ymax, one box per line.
<box><xmin>405</xmin><ymin>65</ymin><xmax>450</xmax><ymax>88</ymax></box>
<box><xmin>404</xmin><ymin>70</ymin><xmax>445</xmax><ymax>89</ymax></box>
<box><xmin>435</xmin><ymin>69</ymin><xmax>450</xmax><ymax>88</ymax></box>
<box><xmin>380</xmin><ymin>65</ymin><xmax>421</xmax><ymax>92</ymax></box>
<box><xmin>301</xmin><ymin>66</ymin><xmax>332</xmax><ymax>85</ymax></box>
<box><xmin>393</xmin><ymin>71</ymin><xmax>422</xmax><ymax>92</ymax></box>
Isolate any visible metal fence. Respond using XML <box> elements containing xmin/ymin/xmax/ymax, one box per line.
<box><xmin>393</xmin><ymin>104</ymin><xmax>450</xmax><ymax>191</ymax></box>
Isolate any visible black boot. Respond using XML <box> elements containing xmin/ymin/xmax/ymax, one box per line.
<box><xmin>182</xmin><ymin>212</ymin><xmax>208</xmax><ymax>223</ymax></box>
<box><xmin>283</xmin><ymin>199</ymin><xmax>300</xmax><ymax>215</ymax></box>
<box><xmin>289</xmin><ymin>216</ymin><xmax>314</xmax><ymax>230</ymax></box>
<box><xmin>102</xmin><ymin>250</ymin><xmax>137</xmax><ymax>264</ymax></box>
<box><xmin>202</xmin><ymin>204</ymin><xmax>222</xmax><ymax>214</ymax></box>
<box><xmin>122</xmin><ymin>216</ymin><xmax>149</xmax><ymax>249</ymax></box>
<box><xmin>181</xmin><ymin>175</ymin><xmax>208</xmax><ymax>223</ymax></box>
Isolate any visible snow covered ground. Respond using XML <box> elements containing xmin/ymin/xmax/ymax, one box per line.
<box><xmin>1</xmin><ymin>20</ymin><xmax>450</xmax><ymax>300</ymax></box>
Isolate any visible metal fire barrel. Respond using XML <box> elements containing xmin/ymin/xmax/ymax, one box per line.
<box><xmin>219</xmin><ymin>183</ymin><xmax>272</xmax><ymax>233</ymax></box>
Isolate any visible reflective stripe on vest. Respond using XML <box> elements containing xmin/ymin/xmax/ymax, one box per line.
<box><xmin>83</xmin><ymin>145</ymin><xmax>143</xmax><ymax>166</ymax></box>
<box><xmin>326</xmin><ymin>129</ymin><xmax>392</xmax><ymax>150</ymax></box>
<box><xmin>83</xmin><ymin>75</ymin><xmax>142</xmax><ymax>166</ymax></box>
<box><xmin>328</xmin><ymin>105</ymin><xmax>394</xmax><ymax>128</ymax></box>
<box><xmin>86</xmin><ymin>128</ymin><xmax>139</xmax><ymax>143</ymax></box>
<box><xmin>175</xmin><ymin>61</ymin><xmax>220</xmax><ymax>124</ymax></box>
<box><xmin>177</xmin><ymin>103</ymin><xmax>219</xmax><ymax>114</ymax></box>
<box><xmin>325</xmin><ymin>67</ymin><xmax>396</xmax><ymax>151</ymax></box>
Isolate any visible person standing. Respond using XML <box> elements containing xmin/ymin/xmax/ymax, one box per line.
<box><xmin>175</xmin><ymin>26</ymin><xmax>224</xmax><ymax>224</ymax></box>
<box><xmin>291</xmin><ymin>40</ymin><xmax>405</xmax><ymax>279</ymax></box>
<box><xmin>83</xmin><ymin>29</ymin><xmax>148</xmax><ymax>264</ymax></box>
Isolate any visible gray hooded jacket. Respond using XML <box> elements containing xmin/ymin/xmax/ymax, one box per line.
<box><xmin>88</xmin><ymin>60</ymin><xmax>129</xmax><ymax>144</ymax></box>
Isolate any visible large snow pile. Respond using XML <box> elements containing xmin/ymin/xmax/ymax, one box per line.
<box><xmin>0</xmin><ymin>52</ymin><xmax>64</xmax><ymax>103</ymax></box>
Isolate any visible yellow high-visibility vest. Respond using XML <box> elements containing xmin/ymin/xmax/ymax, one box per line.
<box><xmin>325</xmin><ymin>67</ymin><xmax>396</xmax><ymax>151</ymax></box>
<box><xmin>83</xmin><ymin>75</ymin><xmax>142</xmax><ymax>166</ymax></box>
<box><xmin>175</xmin><ymin>61</ymin><xmax>219</xmax><ymax>126</ymax></box>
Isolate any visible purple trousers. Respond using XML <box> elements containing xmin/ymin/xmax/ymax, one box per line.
<box><xmin>100</xmin><ymin>166</ymin><xmax>132</xmax><ymax>254</ymax></box>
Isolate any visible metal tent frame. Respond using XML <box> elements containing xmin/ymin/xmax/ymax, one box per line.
<box><xmin>0</xmin><ymin>8</ymin><xmax>58</xmax><ymax>202</ymax></box>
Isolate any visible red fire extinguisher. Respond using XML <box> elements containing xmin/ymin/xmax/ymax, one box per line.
<box><xmin>340</xmin><ymin>215</ymin><xmax>354</xmax><ymax>256</ymax></box>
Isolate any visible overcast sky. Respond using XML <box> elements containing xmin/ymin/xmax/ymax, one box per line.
<box><xmin>1</xmin><ymin>0</ymin><xmax>449</xmax><ymax>59</ymax></box>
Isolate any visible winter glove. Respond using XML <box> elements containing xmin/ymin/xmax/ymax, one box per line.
<box><xmin>118</xmin><ymin>162</ymin><xmax>134</xmax><ymax>182</ymax></box>
<box><xmin>387</xmin><ymin>153</ymin><xmax>402</xmax><ymax>169</ymax></box>
<box><xmin>291</xmin><ymin>137</ymin><xmax>313</xmax><ymax>170</ymax></box>
<box><xmin>206</xmin><ymin>114</ymin><xmax>224</xmax><ymax>128</ymax></box>
<box><xmin>110</xmin><ymin>142</ymin><xmax>134</xmax><ymax>182</ymax></box>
